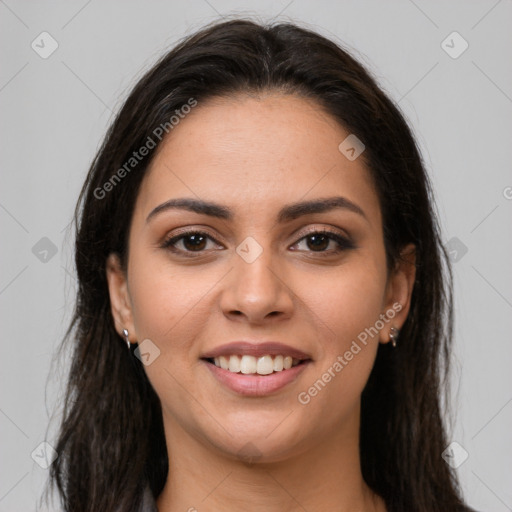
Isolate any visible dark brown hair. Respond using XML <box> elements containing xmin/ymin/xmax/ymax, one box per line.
<box><xmin>46</xmin><ymin>18</ymin><xmax>477</xmax><ymax>512</ymax></box>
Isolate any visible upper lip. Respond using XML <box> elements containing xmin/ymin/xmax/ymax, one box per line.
<box><xmin>201</xmin><ymin>341</ymin><xmax>312</xmax><ymax>361</ymax></box>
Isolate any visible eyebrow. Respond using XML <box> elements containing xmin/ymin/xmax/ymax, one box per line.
<box><xmin>146</xmin><ymin>196</ymin><xmax>367</xmax><ymax>224</ymax></box>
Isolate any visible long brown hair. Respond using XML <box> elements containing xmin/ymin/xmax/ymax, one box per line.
<box><xmin>46</xmin><ymin>18</ymin><xmax>476</xmax><ymax>512</ymax></box>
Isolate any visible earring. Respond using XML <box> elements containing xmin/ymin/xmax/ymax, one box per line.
<box><xmin>389</xmin><ymin>326</ymin><xmax>399</xmax><ymax>348</ymax></box>
<box><xmin>122</xmin><ymin>328</ymin><xmax>131</xmax><ymax>350</ymax></box>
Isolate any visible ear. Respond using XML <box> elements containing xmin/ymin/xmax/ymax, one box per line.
<box><xmin>105</xmin><ymin>253</ymin><xmax>136</xmax><ymax>344</ymax></box>
<box><xmin>380</xmin><ymin>243</ymin><xmax>416</xmax><ymax>344</ymax></box>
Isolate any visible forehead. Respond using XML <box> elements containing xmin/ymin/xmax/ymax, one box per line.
<box><xmin>134</xmin><ymin>93</ymin><xmax>381</xmax><ymax>226</ymax></box>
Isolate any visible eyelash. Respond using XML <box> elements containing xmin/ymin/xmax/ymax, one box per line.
<box><xmin>160</xmin><ymin>228</ymin><xmax>355</xmax><ymax>258</ymax></box>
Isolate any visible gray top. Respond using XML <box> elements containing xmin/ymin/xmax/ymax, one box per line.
<box><xmin>140</xmin><ymin>485</ymin><xmax>158</xmax><ymax>512</ymax></box>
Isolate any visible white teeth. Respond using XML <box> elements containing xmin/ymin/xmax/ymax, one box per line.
<box><xmin>273</xmin><ymin>355</ymin><xmax>284</xmax><ymax>372</ymax></box>
<box><xmin>210</xmin><ymin>354</ymin><xmax>305</xmax><ymax>375</ymax></box>
<box><xmin>256</xmin><ymin>355</ymin><xmax>274</xmax><ymax>375</ymax></box>
<box><xmin>228</xmin><ymin>355</ymin><xmax>241</xmax><ymax>373</ymax></box>
<box><xmin>240</xmin><ymin>355</ymin><xmax>257</xmax><ymax>374</ymax></box>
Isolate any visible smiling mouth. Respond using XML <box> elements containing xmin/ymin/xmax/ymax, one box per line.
<box><xmin>202</xmin><ymin>354</ymin><xmax>311</xmax><ymax>376</ymax></box>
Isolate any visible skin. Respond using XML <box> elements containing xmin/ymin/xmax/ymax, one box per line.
<box><xmin>107</xmin><ymin>92</ymin><xmax>416</xmax><ymax>512</ymax></box>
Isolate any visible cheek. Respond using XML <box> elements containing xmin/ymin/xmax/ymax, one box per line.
<box><xmin>126</xmin><ymin>255</ymin><xmax>215</xmax><ymax>417</ymax></box>
<box><xmin>293</xmin><ymin>272</ymin><xmax>385</xmax><ymax>434</ymax></box>
<box><xmin>302</xmin><ymin>258</ymin><xmax>387</xmax><ymax>351</ymax></box>
<box><xmin>128</xmin><ymin>253</ymin><xmax>212</xmax><ymax>343</ymax></box>
<box><xmin>292</xmin><ymin>255</ymin><xmax>386</xmax><ymax>410</ymax></box>
<box><xmin>126</xmin><ymin>251</ymin><xmax>229</xmax><ymax>405</ymax></box>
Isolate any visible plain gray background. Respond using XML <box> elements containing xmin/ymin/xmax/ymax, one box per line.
<box><xmin>1</xmin><ymin>1</ymin><xmax>511</xmax><ymax>510</ymax></box>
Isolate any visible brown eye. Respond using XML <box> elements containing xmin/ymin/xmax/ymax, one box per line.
<box><xmin>161</xmin><ymin>228</ymin><xmax>355</xmax><ymax>258</ymax></box>
<box><xmin>179</xmin><ymin>233</ymin><xmax>208</xmax><ymax>251</ymax></box>
<box><xmin>303</xmin><ymin>233</ymin><xmax>331</xmax><ymax>251</ymax></box>
<box><xmin>292</xmin><ymin>229</ymin><xmax>355</xmax><ymax>255</ymax></box>
<box><xmin>161</xmin><ymin>230</ymin><xmax>221</xmax><ymax>256</ymax></box>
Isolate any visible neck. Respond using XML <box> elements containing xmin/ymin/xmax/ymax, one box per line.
<box><xmin>156</xmin><ymin>403</ymin><xmax>386</xmax><ymax>512</ymax></box>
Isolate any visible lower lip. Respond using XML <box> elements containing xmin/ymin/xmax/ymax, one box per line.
<box><xmin>203</xmin><ymin>360</ymin><xmax>311</xmax><ymax>397</ymax></box>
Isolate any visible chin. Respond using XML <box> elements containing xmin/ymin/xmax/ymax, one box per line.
<box><xmin>204</xmin><ymin>422</ymin><xmax>308</xmax><ymax>465</ymax></box>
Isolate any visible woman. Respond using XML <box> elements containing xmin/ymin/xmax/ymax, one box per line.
<box><xmin>47</xmin><ymin>18</ymin><xmax>478</xmax><ymax>512</ymax></box>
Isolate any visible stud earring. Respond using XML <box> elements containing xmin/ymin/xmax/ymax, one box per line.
<box><xmin>122</xmin><ymin>328</ymin><xmax>131</xmax><ymax>350</ymax></box>
<box><xmin>389</xmin><ymin>326</ymin><xmax>400</xmax><ymax>348</ymax></box>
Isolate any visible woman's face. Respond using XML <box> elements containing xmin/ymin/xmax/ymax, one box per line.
<box><xmin>107</xmin><ymin>93</ymin><xmax>414</xmax><ymax>462</ymax></box>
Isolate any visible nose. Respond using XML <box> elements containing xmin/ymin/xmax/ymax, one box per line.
<box><xmin>219</xmin><ymin>243</ymin><xmax>294</xmax><ymax>325</ymax></box>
